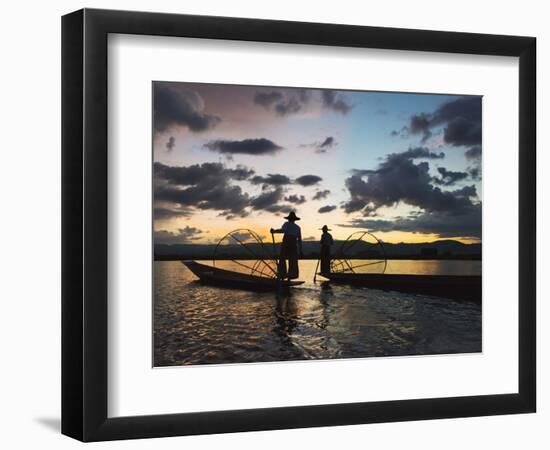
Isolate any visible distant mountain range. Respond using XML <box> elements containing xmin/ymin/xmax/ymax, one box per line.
<box><xmin>155</xmin><ymin>239</ymin><xmax>481</xmax><ymax>261</ymax></box>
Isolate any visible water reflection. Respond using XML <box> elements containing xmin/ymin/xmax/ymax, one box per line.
<box><xmin>154</xmin><ymin>260</ymin><xmax>482</xmax><ymax>366</ymax></box>
<box><xmin>273</xmin><ymin>295</ymin><xmax>298</xmax><ymax>351</ymax></box>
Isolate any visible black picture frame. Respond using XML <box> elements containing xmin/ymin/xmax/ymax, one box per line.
<box><xmin>62</xmin><ymin>8</ymin><xmax>536</xmax><ymax>442</ymax></box>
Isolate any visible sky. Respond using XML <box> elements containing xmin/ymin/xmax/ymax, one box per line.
<box><xmin>153</xmin><ymin>81</ymin><xmax>482</xmax><ymax>246</ymax></box>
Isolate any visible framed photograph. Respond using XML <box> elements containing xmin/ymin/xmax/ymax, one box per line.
<box><xmin>62</xmin><ymin>8</ymin><xmax>536</xmax><ymax>441</ymax></box>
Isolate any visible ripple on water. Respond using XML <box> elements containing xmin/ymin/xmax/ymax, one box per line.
<box><xmin>154</xmin><ymin>261</ymin><xmax>481</xmax><ymax>366</ymax></box>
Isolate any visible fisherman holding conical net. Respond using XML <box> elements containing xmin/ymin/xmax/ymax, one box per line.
<box><xmin>270</xmin><ymin>211</ymin><xmax>303</xmax><ymax>280</ymax></box>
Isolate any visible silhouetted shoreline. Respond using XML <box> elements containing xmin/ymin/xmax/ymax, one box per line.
<box><xmin>154</xmin><ymin>239</ymin><xmax>481</xmax><ymax>261</ymax></box>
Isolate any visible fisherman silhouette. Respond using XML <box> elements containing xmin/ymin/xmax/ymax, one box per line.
<box><xmin>319</xmin><ymin>225</ymin><xmax>334</xmax><ymax>275</ymax></box>
<box><xmin>270</xmin><ymin>211</ymin><xmax>303</xmax><ymax>280</ymax></box>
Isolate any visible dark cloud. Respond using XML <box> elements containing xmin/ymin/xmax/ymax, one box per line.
<box><xmin>316</xmin><ymin>136</ymin><xmax>336</xmax><ymax>153</ymax></box>
<box><xmin>320</xmin><ymin>136</ymin><xmax>335</xmax><ymax>147</ymax></box>
<box><xmin>465</xmin><ymin>145</ymin><xmax>482</xmax><ymax>181</ymax></box>
<box><xmin>318</xmin><ymin>205</ymin><xmax>337</xmax><ymax>214</ymax></box>
<box><xmin>465</xmin><ymin>145</ymin><xmax>482</xmax><ymax>160</ymax></box>
<box><xmin>154</xmin><ymin>161</ymin><xmax>252</xmax><ymax>186</ymax></box>
<box><xmin>468</xmin><ymin>166</ymin><xmax>481</xmax><ymax>181</ymax></box>
<box><xmin>250</xmin><ymin>173</ymin><xmax>292</xmax><ymax>188</ymax></box>
<box><xmin>227</xmin><ymin>165</ymin><xmax>256</xmax><ymax>180</ymax></box>
<box><xmin>295</xmin><ymin>175</ymin><xmax>322</xmax><ymax>186</ymax></box>
<box><xmin>250</xmin><ymin>187</ymin><xmax>284</xmax><ymax>210</ymax></box>
<box><xmin>340</xmin><ymin>147</ymin><xmax>481</xmax><ymax>238</ymax></box>
<box><xmin>204</xmin><ymin>138</ymin><xmax>283</xmax><ymax>155</ymax></box>
<box><xmin>284</xmin><ymin>194</ymin><xmax>306</xmax><ymax>204</ymax></box>
<box><xmin>443</xmin><ymin>117</ymin><xmax>481</xmax><ymax>146</ymax></box>
<box><xmin>154</xmin><ymin>205</ymin><xmax>192</xmax><ymax>220</ymax></box>
<box><xmin>250</xmin><ymin>173</ymin><xmax>324</xmax><ymax>189</ymax></box>
<box><xmin>300</xmin><ymin>136</ymin><xmax>337</xmax><ymax>153</ymax></box>
<box><xmin>408</xmin><ymin>113</ymin><xmax>432</xmax><ymax>142</ymax></box>
<box><xmin>399</xmin><ymin>96</ymin><xmax>482</xmax><ymax>147</ymax></box>
<box><xmin>342</xmin><ymin>149</ymin><xmax>479</xmax><ymax>216</ymax></box>
<box><xmin>253</xmin><ymin>91</ymin><xmax>284</xmax><ymax>108</ymax></box>
<box><xmin>166</xmin><ymin>136</ymin><xmax>175</xmax><ymax>152</ymax></box>
<box><xmin>247</xmin><ymin>188</ymin><xmax>297</xmax><ymax>214</ymax></box>
<box><xmin>341</xmin><ymin>204</ymin><xmax>481</xmax><ymax>239</ymax></box>
<box><xmin>265</xmin><ymin>204</ymin><xmax>294</xmax><ymax>214</ymax></box>
<box><xmin>400</xmin><ymin>146</ymin><xmax>445</xmax><ymax>159</ymax></box>
<box><xmin>432</xmin><ymin>167</ymin><xmax>469</xmax><ymax>186</ymax></box>
<box><xmin>153</xmin><ymin>83</ymin><xmax>221</xmax><ymax>133</ymax></box>
<box><xmin>154</xmin><ymin>162</ymin><xmax>252</xmax><ymax>217</ymax></box>
<box><xmin>390</xmin><ymin>126</ymin><xmax>409</xmax><ymax>138</ymax></box>
<box><xmin>253</xmin><ymin>89</ymin><xmax>311</xmax><ymax>116</ymax></box>
<box><xmin>274</xmin><ymin>97</ymin><xmax>303</xmax><ymax>116</ymax></box>
<box><xmin>154</xmin><ymin>226</ymin><xmax>205</xmax><ymax>244</ymax></box>
<box><xmin>321</xmin><ymin>90</ymin><xmax>353</xmax><ymax>114</ymax></box>
<box><xmin>312</xmin><ymin>189</ymin><xmax>331</xmax><ymax>200</ymax></box>
<box><xmin>254</xmin><ymin>88</ymin><xmax>351</xmax><ymax>116</ymax></box>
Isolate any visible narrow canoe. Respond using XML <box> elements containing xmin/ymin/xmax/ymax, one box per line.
<box><xmin>182</xmin><ymin>260</ymin><xmax>304</xmax><ymax>292</ymax></box>
<box><xmin>319</xmin><ymin>272</ymin><xmax>481</xmax><ymax>302</ymax></box>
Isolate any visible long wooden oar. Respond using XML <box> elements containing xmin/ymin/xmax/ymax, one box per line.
<box><xmin>313</xmin><ymin>258</ymin><xmax>320</xmax><ymax>282</ymax></box>
<box><xmin>271</xmin><ymin>231</ymin><xmax>280</xmax><ymax>280</ymax></box>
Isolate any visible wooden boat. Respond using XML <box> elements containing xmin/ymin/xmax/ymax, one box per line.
<box><xmin>182</xmin><ymin>260</ymin><xmax>304</xmax><ymax>292</ymax></box>
<box><xmin>318</xmin><ymin>272</ymin><xmax>481</xmax><ymax>302</ymax></box>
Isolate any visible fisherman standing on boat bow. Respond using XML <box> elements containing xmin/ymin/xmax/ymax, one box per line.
<box><xmin>319</xmin><ymin>225</ymin><xmax>334</xmax><ymax>275</ymax></box>
<box><xmin>270</xmin><ymin>211</ymin><xmax>303</xmax><ymax>280</ymax></box>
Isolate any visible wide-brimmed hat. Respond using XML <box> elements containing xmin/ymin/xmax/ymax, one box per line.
<box><xmin>284</xmin><ymin>211</ymin><xmax>300</xmax><ymax>221</ymax></box>
<box><xmin>320</xmin><ymin>225</ymin><xmax>331</xmax><ymax>231</ymax></box>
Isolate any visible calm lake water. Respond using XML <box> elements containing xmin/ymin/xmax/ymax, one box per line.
<box><xmin>154</xmin><ymin>260</ymin><xmax>481</xmax><ymax>367</ymax></box>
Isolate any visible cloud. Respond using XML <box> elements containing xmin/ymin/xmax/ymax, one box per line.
<box><xmin>342</xmin><ymin>204</ymin><xmax>482</xmax><ymax>239</ymax></box>
<box><xmin>253</xmin><ymin>91</ymin><xmax>284</xmax><ymax>108</ymax></box>
<box><xmin>407</xmin><ymin>113</ymin><xmax>432</xmax><ymax>142</ymax></box>
<box><xmin>400</xmin><ymin>146</ymin><xmax>445</xmax><ymax>159</ymax></box>
<box><xmin>254</xmin><ymin>88</ymin><xmax>351</xmax><ymax>116</ymax></box>
<box><xmin>318</xmin><ymin>205</ymin><xmax>337</xmax><ymax>214</ymax></box>
<box><xmin>300</xmin><ymin>136</ymin><xmax>338</xmax><ymax>153</ymax></box>
<box><xmin>315</xmin><ymin>136</ymin><xmax>337</xmax><ymax>153</ymax></box>
<box><xmin>284</xmin><ymin>194</ymin><xmax>306</xmax><ymax>204</ymax></box>
<box><xmin>166</xmin><ymin>136</ymin><xmax>175</xmax><ymax>152</ymax></box>
<box><xmin>397</xmin><ymin>96</ymin><xmax>481</xmax><ymax>147</ymax></box>
<box><xmin>250</xmin><ymin>173</ymin><xmax>292</xmax><ymax>188</ymax></box>
<box><xmin>468</xmin><ymin>166</ymin><xmax>481</xmax><ymax>181</ymax></box>
<box><xmin>465</xmin><ymin>145</ymin><xmax>482</xmax><ymax>160</ymax></box>
<box><xmin>154</xmin><ymin>162</ymin><xmax>253</xmax><ymax>217</ymax></box>
<box><xmin>390</xmin><ymin>126</ymin><xmax>408</xmax><ymax>138</ymax></box>
<box><xmin>204</xmin><ymin>138</ymin><xmax>283</xmax><ymax>155</ymax></box>
<box><xmin>295</xmin><ymin>175</ymin><xmax>323</xmax><ymax>186</ymax></box>
<box><xmin>342</xmin><ymin>149</ymin><xmax>479</xmax><ymax>216</ymax></box>
<box><xmin>249</xmin><ymin>172</ymin><xmax>324</xmax><ymax>190</ymax></box>
<box><xmin>247</xmin><ymin>188</ymin><xmax>297</xmax><ymax>214</ymax></box>
<box><xmin>465</xmin><ymin>145</ymin><xmax>482</xmax><ymax>181</ymax></box>
<box><xmin>154</xmin><ymin>226</ymin><xmax>205</xmax><ymax>244</ymax></box>
<box><xmin>340</xmin><ymin>148</ymin><xmax>481</xmax><ymax>238</ymax></box>
<box><xmin>253</xmin><ymin>89</ymin><xmax>311</xmax><ymax>116</ymax></box>
<box><xmin>432</xmin><ymin>167</ymin><xmax>469</xmax><ymax>186</ymax></box>
<box><xmin>264</xmin><ymin>204</ymin><xmax>294</xmax><ymax>214</ymax></box>
<box><xmin>154</xmin><ymin>205</ymin><xmax>192</xmax><ymax>220</ymax></box>
<box><xmin>312</xmin><ymin>189</ymin><xmax>331</xmax><ymax>200</ymax></box>
<box><xmin>321</xmin><ymin>90</ymin><xmax>353</xmax><ymax>114</ymax></box>
<box><xmin>153</xmin><ymin>83</ymin><xmax>221</xmax><ymax>133</ymax></box>
<box><xmin>228</xmin><ymin>165</ymin><xmax>256</xmax><ymax>180</ymax></box>
<box><xmin>250</xmin><ymin>187</ymin><xmax>284</xmax><ymax>210</ymax></box>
